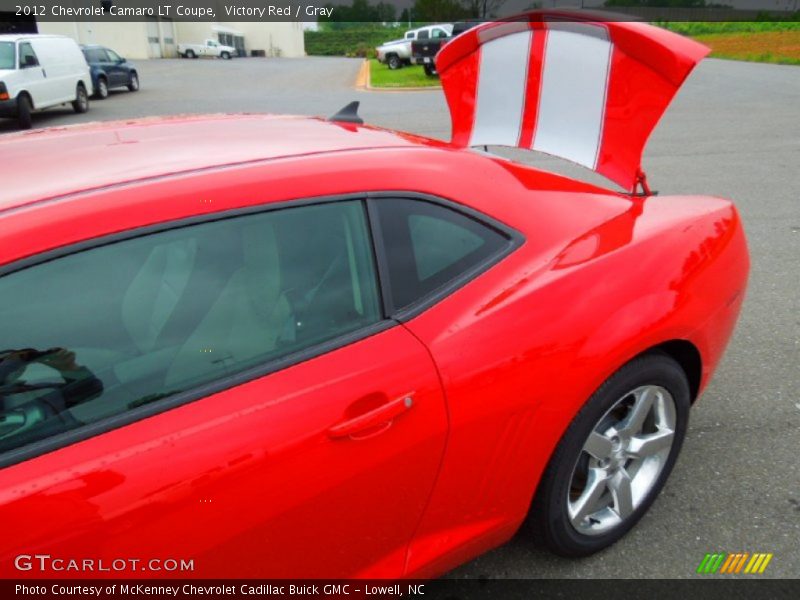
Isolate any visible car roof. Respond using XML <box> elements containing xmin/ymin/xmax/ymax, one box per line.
<box><xmin>0</xmin><ymin>114</ymin><xmax>439</xmax><ymax>212</ymax></box>
<box><xmin>0</xmin><ymin>34</ymin><xmax>68</xmax><ymax>42</ymax></box>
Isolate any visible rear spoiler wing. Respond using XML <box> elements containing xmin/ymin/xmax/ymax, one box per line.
<box><xmin>436</xmin><ymin>11</ymin><xmax>710</xmax><ymax>192</ymax></box>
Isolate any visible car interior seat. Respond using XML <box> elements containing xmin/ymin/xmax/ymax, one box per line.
<box><xmin>163</xmin><ymin>221</ymin><xmax>292</xmax><ymax>389</ymax></box>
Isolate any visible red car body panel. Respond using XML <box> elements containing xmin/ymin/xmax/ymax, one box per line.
<box><xmin>0</xmin><ymin>106</ymin><xmax>747</xmax><ymax>578</ymax></box>
<box><xmin>0</xmin><ymin>324</ymin><xmax>449</xmax><ymax>578</ymax></box>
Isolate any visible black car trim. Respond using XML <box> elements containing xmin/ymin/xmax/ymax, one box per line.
<box><xmin>365</xmin><ymin>191</ymin><xmax>525</xmax><ymax>322</ymax></box>
<box><xmin>0</xmin><ymin>191</ymin><xmax>523</xmax><ymax>469</ymax></box>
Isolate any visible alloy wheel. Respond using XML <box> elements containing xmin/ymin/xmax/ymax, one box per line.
<box><xmin>567</xmin><ymin>385</ymin><xmax>676</xmax><ymax>536</ymax></box>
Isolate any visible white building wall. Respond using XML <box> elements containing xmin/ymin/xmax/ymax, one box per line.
<box><xmin>173</xmin><ymin>21</ymin><xmax>215</xmax><ymax>48</ymax></box>
<box><xmin>37</xmin><ymin>21</ymin><xmax>152</xmax><ymax>59</ymax></box>
<box><xmin>235</xmin><ymin>22</ymin><xmax>305</xmax><ymax>57</ymax></box>
<box><xmin>38</xmin><ymin>21</ymin><xmax>304</xmax><ymax>59</ymax></box>
<box><xmin>175</xmin><ymin>22</ymin><xmax>305</xmax><ymax>58</ymax></box>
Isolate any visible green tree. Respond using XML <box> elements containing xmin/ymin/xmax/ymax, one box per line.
<box><xmin>413</xmin><ymin>0</ymin><xmax>471</xmax><ymax>22</ymax></box>
<box><xmin>319</xmin><ymin>0</ymin><xmax>398</xmax><ymax>28</ymax></box>
<box><xmin>461</xmin><ymin>0</ymin><xmax>508</xmax><ymax>19</ymax></box>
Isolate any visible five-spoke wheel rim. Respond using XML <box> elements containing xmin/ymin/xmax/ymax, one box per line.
<box><xmin>567</xmin><ymin>385</ymin><xmax>676</xmax><ymax>536</ymax></box>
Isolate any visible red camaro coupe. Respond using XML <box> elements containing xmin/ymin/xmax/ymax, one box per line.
<box><xmin>0</xmin><ymin>14</ymin><xmax>747</xmax><ymax>578</ymax></box>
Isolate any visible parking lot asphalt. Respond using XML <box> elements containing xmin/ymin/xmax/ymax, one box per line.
<box><xmin>2</xmin><ymin>56</ymin><xmax>799</xmax><ymax>579</ymax></box>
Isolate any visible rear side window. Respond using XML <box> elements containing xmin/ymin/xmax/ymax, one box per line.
<box><xmin>418</xmin><ymin>30</ymin><xmax>430</xmax><ymax>40</ymax></box>
<box><xmin>0</xmin><ymin>201</ymin><xmax>381</xmax><ymax>459</ymax></box>
<box><xmin>373</xmin><ymin>199</ymin><xmax>512</xmax><ymax>312</ymax></box>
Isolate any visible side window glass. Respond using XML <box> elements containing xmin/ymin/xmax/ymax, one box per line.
<box><xmin>86</xmin><ymin>48</ymin><xmax>105</xmax><ymax>63</ymax></box>
<box><xmin>18</xmin><ymin>43</ymin><xmax>38</xmax><ymax>68</ymax></box>
<box><xmin>0</xmin><ymin>42</ymin><xmax>14</xmax><ymax>70</ymax></box>
<box><xmin>418</xmin><ymin>30</ymin><xmax>430</xmax><ymax>40</ymax></box>
<box><xmin>0</xmin><ymin>200</ymin><xmax>381</xmax><ymax>457</ymax></box>
<box><xmin>374</xmin><ymin>199</ymin><xmax>512</xmax><ymax>311</ymax></box>
<box><xmin>106</xmin><ymin>49</ymin><xmax>121</xmax><ymax>62</ymax></box>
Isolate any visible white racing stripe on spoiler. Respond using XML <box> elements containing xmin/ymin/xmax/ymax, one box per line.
<box><xmin>469</xmin><ymin>30</ymin><xmax>532</xmax><ymax>148</ymax></box>
<box><xmin>532</xmin><ymin>24</ymin><xmax>612</xmax><ymax>169</ymax></box>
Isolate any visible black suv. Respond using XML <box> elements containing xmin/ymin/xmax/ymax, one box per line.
<box><xmin>411</xmin><ymin>21</ymin><xmax>484</xmax><ymax>76</ymax></box>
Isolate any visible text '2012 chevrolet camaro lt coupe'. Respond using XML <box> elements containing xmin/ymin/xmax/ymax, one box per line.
<box><xmin>0</xmin><ymin>12</ymin><xmax>748</xmax><ymax>578</ymax></box>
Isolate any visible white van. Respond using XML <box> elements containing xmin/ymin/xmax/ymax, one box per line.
<box><xmin>0</xmin><ymin>34</ymin><xmax>93</xmax><ymax>129</ymax></box>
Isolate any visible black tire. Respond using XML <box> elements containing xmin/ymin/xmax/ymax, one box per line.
<box><xmin>95</xmin><ymin>77</ymin><xmax>108</xmax><ymax>99</ymax></box>
<box><xmin>527</xmin><ymin>352</ymin><xmax>690</xmax><ymax>557</ymax></box>
<box><xmin>17</xmin><ymin>94</ymin><xmax>32</xmax><ymax>130</ymax></box>
<box><xmin>72</xmin><ymin>83</ymin><xmax>89</xmax><ymax>113</ymax></box>
<box><xmin>387</xmin><ymin>54</ymin><xmax>402</xmax><ymax>70</ymax></box>
<box><xmin>128</xmin><ymin>72</ymin><xmax>139</xmax><ymax>92</ymax></box>
<box><xmin>423</xmin><ymin>63</ymin><xmax>438</xmax><ymax>77</ymax></box>
<box><xmin>186</xmin><ymin>50</ymin><xmax>196</xmax><ymax>59</ymax></box>
<box><xmin>221</xmin><ymin>51</ymin><xmax>231</xmax><ymax>60</ymax></box>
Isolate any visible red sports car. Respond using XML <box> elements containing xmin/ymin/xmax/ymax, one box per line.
<box><xmin>0</xmin><ymin>14</ymin><xmax>747</xmax><ymax>578</ymax></box>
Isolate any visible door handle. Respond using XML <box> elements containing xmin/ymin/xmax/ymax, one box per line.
<box><xmin>328</xmin><ymin>395</ymin><xmax>414</xmax><ymax>440</ymax></box>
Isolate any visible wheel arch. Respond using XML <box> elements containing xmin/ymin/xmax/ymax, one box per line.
<box><xmin>521</xmin><ymin>339</ymin><xmax>700</xmax><ymax>515</ymax></box>
<box><xmin>582</xmin><ymin>337</ymin><xmax>703</xmax><ymax>409</ymax></box>
<box><xmin>646</xmin><ymin>339</ymin><xmax>702</xmax><ymax>402</ymax></box>
<box><xmin>16</xmin><ymin>89</ymin><xmax>33</xmax><ymax>109</ymax></box>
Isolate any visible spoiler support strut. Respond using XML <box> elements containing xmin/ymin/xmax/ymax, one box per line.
<box><xmin>631</xmin><ymin>170</ymin><xmax>657</xmax><ymax>197</ymax></box>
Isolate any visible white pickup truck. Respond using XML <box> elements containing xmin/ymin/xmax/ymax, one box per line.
<box><xmin>178</xmin><ymin>39</ymin><xmax>236</xmax><ymax>60</ymax></box>
<box><xmin>375</xmin><ymin>24</ymin><xmax>452</xmax><ymax>70</ymax></box>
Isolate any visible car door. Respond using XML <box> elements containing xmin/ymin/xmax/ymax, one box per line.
<box><xmin>0</xmin><ymin>199</ymin><xmax>448</xmax><ymax>578</ymax></box>
<box><xmin>15</xmin><ymin>42</ymin><xmax>48</xmax><ymax>107</ymax></box>
<box><xmin>103</xmin><ymin>48</ymin><xmax>126</xmax><ymax>87</ymax></box>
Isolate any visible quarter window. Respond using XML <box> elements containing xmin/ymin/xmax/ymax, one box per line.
<box><xmin>0</xmin><ymin>201</ymin><xmax>381</xmax><ymax>456</ymax></box>
<box><xmin>372</xmin><ymin>199</ymin><xmax>512</xmax><ymax>311</ymax></box>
